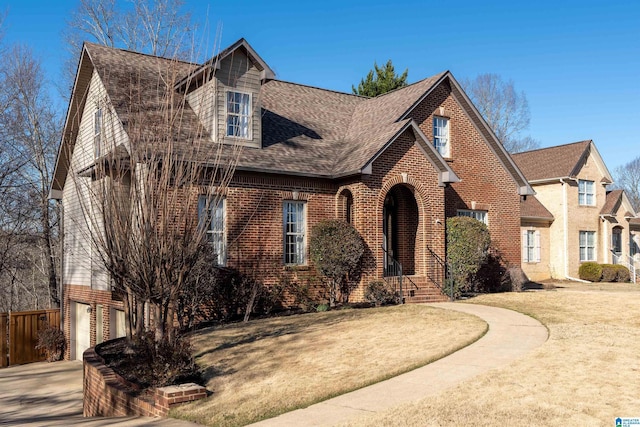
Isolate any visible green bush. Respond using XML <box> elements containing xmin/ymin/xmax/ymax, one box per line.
<box><xmin>364</xmin><ymin>281</ymin><xmax>399</xmax><ymax>307</ymax></box>
<box><xmin>310</xmin><ymin>220</ymin><xmax>364</xmax><ymax>307</ymax></box>
<box><xmin>446</xmin><ymin>216</ymin><xmax>491</xmax><ymax>298</ymax></box>
<box><xmin>601</xmin><ymin>264</ymin><xmax>617</xmax><ymax>282</ymax></box>
<box><xmin>579</xmin><ymin>262</ymin><xmax>602</xmax><ymax>282</ymax></box>
<box><xmin>614</xmin><ymin>264</ymin><xmax>631</xmax><ymax>282</ymax></box>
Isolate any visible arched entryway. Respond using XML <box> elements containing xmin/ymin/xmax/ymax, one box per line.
<box><xmin>612</xmin><ymin>226</ymin><xmax>623</xmax><ymax>262</ymax></box>
<box><xmin>383</xmin><ymin>184</ymin><xmax>419</xmax><ymax>276</ymax></box>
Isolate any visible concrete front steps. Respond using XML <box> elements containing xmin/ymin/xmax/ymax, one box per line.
<box><xmin>401</xmin><ymin>275</ymin><xmax>449</xmax><ymax>303</ymax></box>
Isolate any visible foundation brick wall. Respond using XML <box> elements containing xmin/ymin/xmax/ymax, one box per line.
<box><xmin>83</xmin><ymin>345</ymin><xmax>206</xmax><ymax>417</ymax></box>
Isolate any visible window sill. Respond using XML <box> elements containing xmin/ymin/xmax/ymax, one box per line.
<box><xmin>283</xmin><ymin>264</ymin><xmax>310</xmax><ymax>271</ymax></box>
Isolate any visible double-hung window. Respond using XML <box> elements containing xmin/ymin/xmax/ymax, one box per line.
<box><xmin>94</xmin><ymin>109</ymin><xmax>102</xmax><ymax>158</ymax></box>
<box><xmin>578</xmin><ymin>179</ymin><xmax>595</xmax><ymax>206</ymax></box>
<box><xmin>522</xmin><ymin>230</ymin><xmax>541</xmax><ymax>263</ymax></box>
<box><xmin>433</xmin><ymin>116</ymin><xmax>450</xmax><ymax>157</ymax></box>
<box><xmin>579</xmin><ymin>231</ymin><xmax>596</xmax><ymax>262</ymax></box>
<box><xmin>198</xmin><ymin>196</ymin><xmax>226</xmax><ymax>265</ymax></box>
<box><xmin>457</xmin><ymin>209</ymin><xmax>488</xmax><ymax>225</ymax></box>
<box><xmin>226</xmin><ymin>91</ymin><xmax>251</xmax><ymax>139</ymax></box>
<box><xmin>283</xmin><ymin>201</ymin><xmax>306</xmax><ymax>265</ymax></box>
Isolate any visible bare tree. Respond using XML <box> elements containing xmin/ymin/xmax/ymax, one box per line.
<box><xmin>70</xmin><ymin>49</ymin><xmax>241</xmax><ymax>343</ymax></box>
<box><xmin>0</xmin><ymin>45</ymin><xmax>61</xmax><ymax>308</ymax></box>
<box><xmin>463</xmin><ymin>73</ymin><xmax>540</xmax><ymax>153</ymax></box>
<box><xmin>614</xmin><ymin>157</ymin><xmax>640</xmax><ymax>213</ymax></box>
<box><xmin>61</xmin><ymin>0</ymin><xmax>200</xmax><ymax>97</ymax></box>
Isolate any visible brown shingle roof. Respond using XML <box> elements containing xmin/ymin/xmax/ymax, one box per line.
<box><xmin>600</xmin><ymin>190</ymin><xmax>623</xmax><ymax>216</ymax></box>
<box><xmin>521</xmin><ymin>195</ymin><xmax>554</xmax><ymax>221</ymax></box>
<box><xmin>511</xmin><ymin>140</ymin><xmax>591</xmax><ymax>181</ymax></box>
<box><xmin>70</xmin><ymin>43</ymin><xmax>458</xmax><ymax>181</ymax></box>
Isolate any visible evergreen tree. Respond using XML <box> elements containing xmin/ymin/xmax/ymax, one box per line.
<box><xmin>352</xmin><ymin>60</ymin><xmax>408</xmax><ymax>97</ymax></box>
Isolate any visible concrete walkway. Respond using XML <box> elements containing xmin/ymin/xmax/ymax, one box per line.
<box><xmin>250</xmin><ymin>302</ymin><xmax>548</xmax><ymax>427</ymax></box>
<box><xmin>0</xmin><ymin>360</ymin><xmax>198</xmax><ymax>426</ymax></box>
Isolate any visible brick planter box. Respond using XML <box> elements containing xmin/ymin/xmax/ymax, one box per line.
<box><xmin>83</xmin><ymin>342</ymin><xmax>206</xmax><ymax>417</ymax></box>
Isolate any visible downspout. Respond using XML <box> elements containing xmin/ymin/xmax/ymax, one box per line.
<box><xmin>561</xmin><ymin>178</ymin><xmax>589</xmax><ymax>282</ymax></box>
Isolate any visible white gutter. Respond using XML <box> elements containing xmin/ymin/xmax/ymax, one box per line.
<box><xmin>560</xmin><ymin>178</ymin><xmax>570</xmax><ymax>278</ymax></box>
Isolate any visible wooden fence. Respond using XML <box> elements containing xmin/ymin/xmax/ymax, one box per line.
<box><xmin>0</xmin><ymin>309</ymin><xmax>61</xmax><ymax>367</ymax></box>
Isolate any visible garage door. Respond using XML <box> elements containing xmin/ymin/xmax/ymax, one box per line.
<box><xmin>74</xmin><ymin>302</ymin><xmax>91</xmax><ymax>360</ymax></box>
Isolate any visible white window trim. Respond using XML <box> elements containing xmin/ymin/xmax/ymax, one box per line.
<box><xmin>433</xmin><ymin>116</ymin><xmax>450</xmax><ymax>158</ymax></box>
<box><xmin>198</xmin><ymin>196</ymin><xmax>227</xmax><ymax>266</ymax></box>
<box><xmin>225</xmin><ymin>90</ymin><xmax>252</xmax><ymax>140</ymax></box>
<box><xmin>578</xmin><ymin>179</ymin><xmax>595</xmax><ymax>206</ymax></box>
<box><xmin>522</xmin><ymin>229</ymin><xmax>541</xmax><ymax>263</ymax></box>
<box><xmin>283</xmin><ymin>201</ymin><xmax>307</xmax><ymax>265</ymax></box>
<box><xmin>457</xmin><ymin>209</ymin><xmax>488</xmax><ymax>225</ymax></box>
<box><xmin>579</xmin><ymin>230</ymin><xmax>596</xmax><ymax>262</ymax></box>
<box><xmin>94</xmin><ymin>108</ymin><xmax>102</xmax><ymax>159</ymax></box>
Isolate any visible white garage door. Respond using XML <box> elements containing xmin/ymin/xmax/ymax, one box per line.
<box><xmin>74</xmin><ymin>302</ymin><xmax>91</xmax><ymax>360</ymax></box>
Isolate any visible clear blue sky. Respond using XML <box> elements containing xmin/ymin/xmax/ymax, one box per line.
<box><xmin>3</xmin><ymin>0</ymin><xmax>639</xmax><ymax>173</ymax></box>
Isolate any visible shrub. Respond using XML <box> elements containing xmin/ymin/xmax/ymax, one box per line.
<box><xmin>446</xmin><ymin>216</ymin><xmax>491</xmax><ymax>298</ymax></box>
<box><xmin>364</xmin><ymin>281</ymin><xmax>399</xmax><ymax>307</ymax></box>
<box><xmin>601</xmin><ymin>264</ymin><xmax>617</xmax><ymax>282</ymax></box>
<box><xmin>614</xmin><ymin>264</ymin><xmax>631</xmax><ymax>282</ymax></box>
<box><xmin>506</xmin><ymin>266</ymin><xmax>527</xmax><ymax>292</ymax></box>
<box><xmin>309</xmin><ymin>220</ymin><xmax>364</xmax><ymax>307</ymax></box>
<box><xmin>126</xmin><ymin>332</ymin><xmax>201</xmax><ymax>388</ymax></box>
<box><xmin>36</xmin><ymin>324</ymin><xmax>65</xmax><ymax>362</ymax></box>
<box><xmin>473</xmin><ymin>250</ymin><xmax>507</xmax><ymax>293</ymax></box>
<box><xmin>315</xmin><ymin>303</ymin><xmax>329</xmax><ymax>312</ymax></box>
<box><xmin>579</xmin><ymin>262</ymin><xmax>602</xmax><ymax>282</ymax></box>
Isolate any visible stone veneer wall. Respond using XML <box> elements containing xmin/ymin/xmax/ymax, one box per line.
<box><xmin>83</xmin><ymin>343</ymin><xmax>207</xmax><ymax>417</ymax></box>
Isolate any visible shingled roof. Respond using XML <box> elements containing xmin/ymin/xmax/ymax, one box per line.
<box><xmin>511</xmin><ymin>140</ymin><xmax>592</xmax><ymax>181</ymax></box>
<box><xmin>521</xmin><ymin>195</ymin><xmax>554</xmax><ymax>221</ymax></box>
<box><xmin>600</xmin><ymin>189</ymin><xmax>624</xmax><ymax>216</ymax></box>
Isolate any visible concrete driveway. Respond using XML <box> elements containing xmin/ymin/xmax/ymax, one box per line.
<box><xmin>0</xmin><ymin>360</ymin><xmax>199</xmax><ymax>426</ymax></box>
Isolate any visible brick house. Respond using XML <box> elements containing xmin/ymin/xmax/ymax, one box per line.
<box><xmin>513</xmin><ymin>140</ymin><xmax>638</xmax><ymax>281</ymax></box>
<box><xmin>50</xmin><ymin>39</ymin><xmax>533</xmax><ymax>360</ymax></box>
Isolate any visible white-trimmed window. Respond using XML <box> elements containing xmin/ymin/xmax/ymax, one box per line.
<box><xmin>283</xmin><ymin>201</ymin><xmax>306</xmax><ymax>265</ymax></box>
<box><xmin>522</xmin><ymin>230</ymin><xmax>541</xmax><ymax>263</ymax></box>
<box><xmin>226</xmin><ymin>91</ymin><xmax>251</xmax><ymax>139</ymax></box>
<box><xmin>198</xmin><ymin>196</ymin><xmax>226</xmax><ymax>265</ymax></box>
<box><xmin>579</xmin><ymin>230</ymin><xmax>596</xmax><ymax>261</ymax></box>
<box><xmin>578</xmin><ymin>179</ymin><xmax>595</xmax><ymax>206</ymax></box>
<box><xmin>94</xmin><ymin>109</ymin><xmax>102</xmax><ymax>158</ymax></box>
<box><xmin>433</xmin><ymin>116</ymin><xmax>450</xmax><ymax>157</ymax></box>
<box><xmin>457</xmin><ymin>209</ymin><xmax>488</xmax><ymax>225</ymax></box>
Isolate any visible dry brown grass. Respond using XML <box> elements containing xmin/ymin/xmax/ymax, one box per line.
<box><xmin>344</xmin><ymin>283</ymin><xmax>640</xmax><ymax>426</ymax></box>
<box><xmin>170</xmin><ymin>304</ymin><xmax>486</xmax><ymax>426</ymax></box>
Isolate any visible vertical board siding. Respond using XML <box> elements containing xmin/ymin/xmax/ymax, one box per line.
<box><xmin>5</xmin><ymin>309</ymin><xmax>61</xmax><ymax>366</ymax></box>
<box><xmin>0</xmin><ymin>313</ymin><xmax>7</xmax><ymax>367</ymax></box>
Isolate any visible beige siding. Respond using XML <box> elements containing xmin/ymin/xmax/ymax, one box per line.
<box><xmin>63</xmin><ymin>70</ymin><xmax>129</xmax><ymax>290</ymax></box>
<box><xmin>215</xmin><ymin>50</ymin><xmax>262</xmax><ymax>148</ymax></box>
<box><xmin>186</xmin><ymin>78</ymin><xmax>217</xmax><ymax>140</ymax></box>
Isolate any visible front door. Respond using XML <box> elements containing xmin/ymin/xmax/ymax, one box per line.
<box><xmin>383</xmin><ymin>193</ymin><xmax>398</xmax><ymax>275</ymax></box>
<box><xmin>612</xmin><ymin>227</ymin><xmax>622</xmax><ymax>263</ymax></box>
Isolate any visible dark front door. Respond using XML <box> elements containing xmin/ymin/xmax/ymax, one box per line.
<box><xmin>383</xmin><ymin>193</ymin><xmax>398</xmax><ymax>275</ymax></box>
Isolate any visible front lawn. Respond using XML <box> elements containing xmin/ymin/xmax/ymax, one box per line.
<box><xmin>344</xmin><ymin>282</ymin><xmax>640</xmax><ymax>426</ymax></box>
<box><xmin>170</xmin><ymin>304</ymin><xmax>486</xmax><ymax>427</ymax></box>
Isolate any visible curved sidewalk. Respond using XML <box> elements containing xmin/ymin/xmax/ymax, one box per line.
<box><xmin>250</xmin><ymin>302</ymin><xmax>548</xmax><ymax>427</ymax></box>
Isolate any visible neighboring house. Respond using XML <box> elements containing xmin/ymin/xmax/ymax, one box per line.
<box><xmin>513</xmin><ymin>140</ymin><xmax>638</xmax><ymax>281</ymax></box>
<box><xmin>50</xmin><ymin>39</ymin><xmax>533</xmax><ymax>360</ymax></box>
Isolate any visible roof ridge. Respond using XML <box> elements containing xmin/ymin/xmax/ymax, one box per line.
<box><xmin>371</xmin><ymin>71</ymin><xmax>448</xmax><ymax>100</ymax></box>
<box><xmin>514</xmin><ymin>139</ymin><xmax>592</xmax><ymax>156</ymax></box>
<box><xmin>269</xmin><ymin>79</ymin><xmax>367</xmax><ymax>98</ymax></box>
<box><xmin>84</xmin><ymin>41</ymin><xmax>200</xmax><ymax>66</ymax></box>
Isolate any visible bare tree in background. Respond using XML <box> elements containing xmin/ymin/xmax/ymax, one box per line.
<box><xmin>614</xmin><ymin>157</ymin><xmax>640</xmax><ymax>213</ymax></box>
<box><xmin>0</xmin><ymin>45</ymin><xmax>61</xmax><ymax>309</ymax></box>
<box><xmin>61</xmin><ymin>0</ymin><xmax>203</xmax><ymax>96</ymax></box>
<box><xmin>71</xmin><ymin>53</ymin><xmax>241</xmax><ymax>343</ymax></box>
<box><xmin>463</xmin><ymin>73</ymin><xmax>540</xmax><ymax>153</ymax></box>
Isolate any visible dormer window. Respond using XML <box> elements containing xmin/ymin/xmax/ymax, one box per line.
<box><xmin>94</xmin><ymin>109</ymin><xmax>102</xmax><ymax>158</ymax></box>
<box><xmin>433</xmin><ymin>116</ymin><xmax>449</xmax><ymax>157</ymax></box>
<box><xmin>578</xmin><ymin>179</ymin><xmax>595</xmax><ymax>206</ymax></box>
<box><xmin>226</xmin><ymin>91</ymin><xmax>251</xmax><ymax>139</ymax></box>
